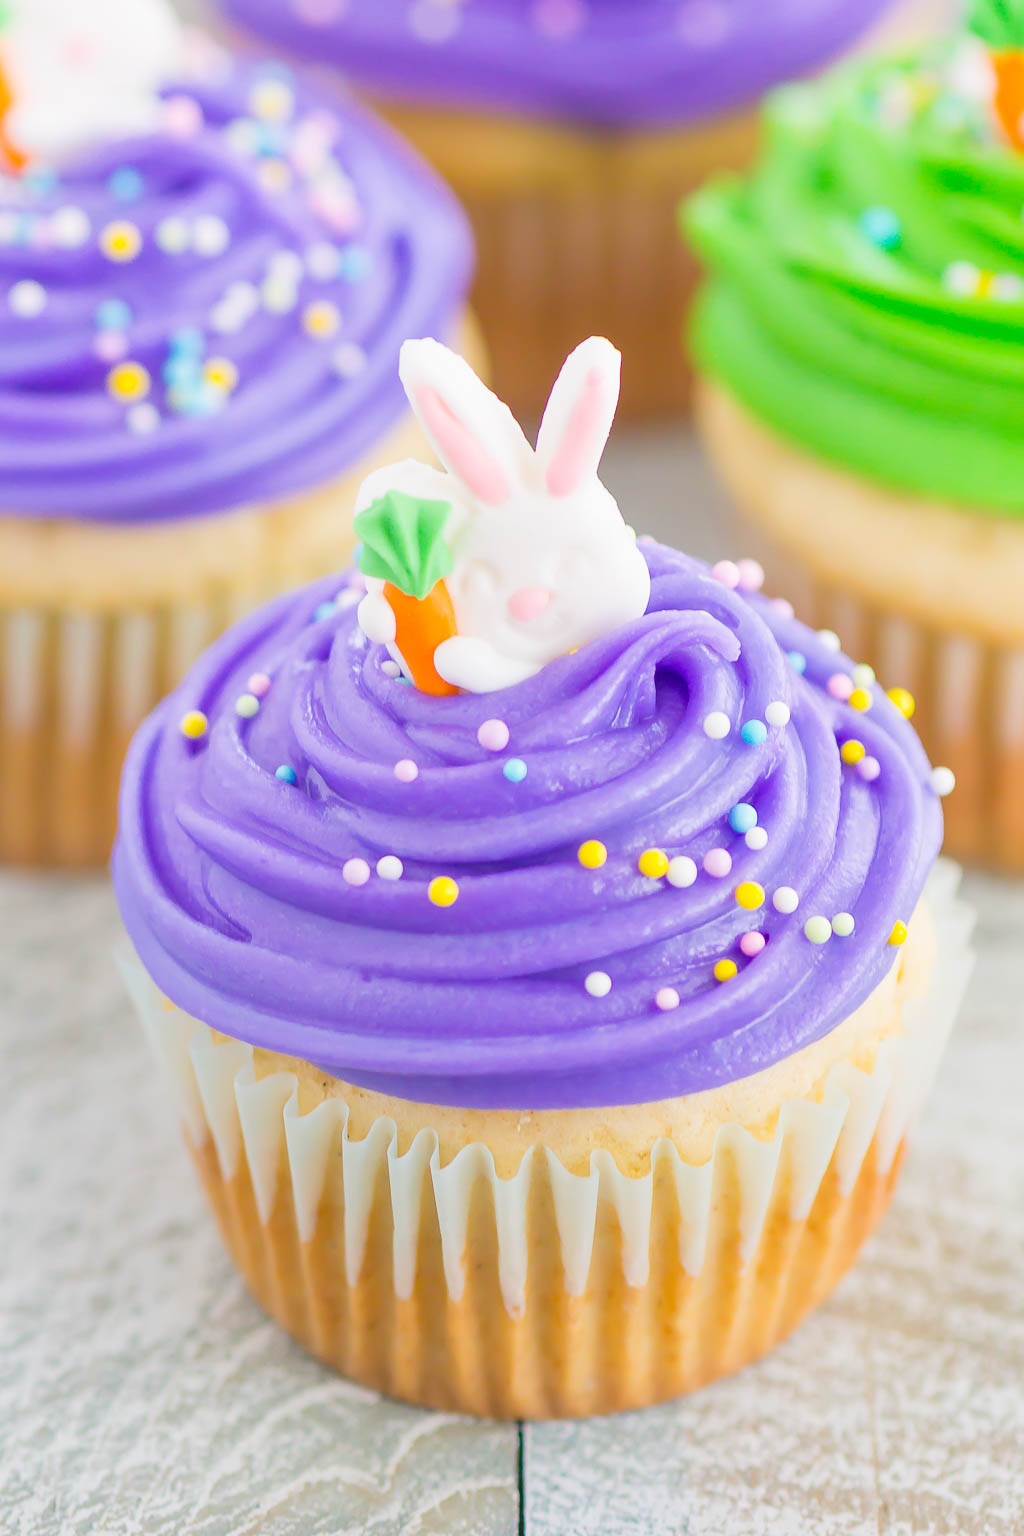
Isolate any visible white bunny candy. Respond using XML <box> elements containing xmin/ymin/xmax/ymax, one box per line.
<box><xmin>0</xmin><ymin>0</ymin><xmax>183</xmax><ymax>167</ymax></box>
<box><xmin>355</xmin><ymin>336</ymin><xmax>651</xmax><ymax>695</ymax></box>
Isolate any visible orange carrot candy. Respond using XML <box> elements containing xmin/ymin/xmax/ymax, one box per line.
<box><xmin>0</xmin><ymin>8</ymin><xmax>27</xmax><ymax>173</ymax></box>
<box><xmin>354</xmin><ymin>488</ymin><xmax>459</xmax><ymax>696</ymax></box>
<box><xmin>970</xmin><ymin>0</ymin><xmax>1024</xmax><ymax>151</ymax></box>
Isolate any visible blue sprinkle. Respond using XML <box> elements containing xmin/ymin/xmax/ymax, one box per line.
<box><xmin>95</xmin><ymin>298</ymin><xmax>133</xmax><ymax>331</ymax></box>
<box><xmin>503</xmin><ymin>758</ymin><xmax>528</xmax><ymax>783</ymax></box>
<box><xmin>163</xmin><ymin>354</ymin><xmax>201</xmax><ymax>386</ymax></box>
<box><xmin>168</xmin><ymin>327</ymin><xmax>205</xmax><ymax>358</ymax></box>
<box><xmin>275</xmin><ymin>764</ymin><xmax>298</xmax><ymax>784</ymax></box>
<box><xmin>787</xmin><ymin>650</ymin><xmax>807</xmax><ymax>675</ymax></box>
<box><xmin>24</xmin><ymin>167</ymin><xmax>59</xmax><ymax>198</ymax></box>
<box><xmin>729</xmin><ymin>802</ymin><xmax>758</xmax><ymax>834</ymax></box>
<box><xmin>313</xmin><ymin>599</ymin><xmax>337</xmax><ymax>621</ymax></box>
<box><xmin>859</xmin><ymin>205</ymin><xmax>901</xmax><ymax>251</ymax></box>
<box><xmin>397</xmin><ymin>675</ymin><xmax>413</xmax><ymax>686</ymax></box>
<box><xmin>740</xmin><ymin>720</ymin><xmax>768</xmax><ymax>746</ymax></box>
<box><xmin>338</xmin><ymin>244</ymin><xmax>372</xmax><ymax>282</ymax></box>
<box><xmin>109</xmin><ymin>166</ymin><xmax>144</xmax><ymax>203</ymax></box>
<box><xmin>168</xmin><ymin>380</ymin><xmax>222</xmax><ymax>417</ymax></box>
<box><xmin>255</xmin><ymin>123</ymin><xmax>288</xmax><ymax>157</ymax></box>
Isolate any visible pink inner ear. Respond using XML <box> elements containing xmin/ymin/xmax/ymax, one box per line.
<box><xmin>545</xmin><ymin>365</ymin><xmax>608</xmax><ymax>498</ymax></box>
<box><xmin>418</xmin><ymin>386</ymin><xmax>511</xmax><ymax>506</ymax></box>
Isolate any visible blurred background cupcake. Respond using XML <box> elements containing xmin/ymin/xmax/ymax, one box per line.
<box><xmin>0</xmin><ymin>0</ymin><xmax>474</xmax><ymax>868</ymax></box>
<box><xmin>686</xmin><ymin>1</ymin><xmax>1024</xmax><ymax>872</ymax></box>
<box><xmin>215</xmin><ymin>0</ymin><xmax>935</xmax><ymax>419</ymax></box>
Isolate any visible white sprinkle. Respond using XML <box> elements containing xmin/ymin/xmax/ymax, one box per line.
<box><xmin>306</xmin><ymin>240</ymin><xmax>341</xmax><ymax>279</ymax></box>
<box><xmin>703</xmin><ymin>710</ymin><xmax>731</xmax><ymax>740</ymax></box>
<box><xmin>126</xmin><ymin>403</ymin><xmax>160</xmax><ymax>434</ymax></box>
<box><xmin>655</xmin><ymin>987</ymin><xmax>680</xmax><ymax>1011</ymax></box>
<box><xmin>193</xmin><ymin>214</ymin><xmax>230</xmax><ymax>256</ymax></box>
<box><xmin>944</xmin><ymin>259</ymin><xmax>979</xmax><ymax>296</ymax></box>
<box><xmin>772</xmin><ymin>885</ymin><xmax>799</xmax><ymax>914</ymax></box>
<box><xmin>269</xmin><ymin>249</ymin><xmax>304</xmax><ymax>283</ymax></box>
<box><xmin>261</xmin><ymin>275</ymin><xmax>298</xmax><ymax>314</ymax></box>
<box><xmin>381</xmin><ymin>659</ymin><xmax>401</xmax><ymax>677</ymax></box>
<box><xmin>818</xmin><ymin>629</ymin><xmax>842</xmax><ymax>652</ymax></box>
<box><xmin>851</xmin><ymin>663</ymin><xmax>876</xmax><ymax>689</ymax></box>
<box><xmin>931</xmin><ymin>766</ymin><xmax>956</xmax><ymax>797</ymax></box>
<box><xmin>584</xmin><ymin>970</ymin><xmax>612</xmax><ymax>998</ymax></box>
<box><xmin>342</xmin><ymin>857</ymin><xmax>371</xmax><ymax>886</ymax></box>
<box><xmin>376</xmin><ymin>855</ymin><xmax>403</xmax><ymax>881</ymax></box>
<box><xmin>332</xmin><ymin>341</ymin><xmax>367</xmax><ymax>377</ymax></box>
<box><xmin>832</xmin><ymin>912</ymin><xmax>856</xmax><ymax>937</ymax></box>
<box><xmin>666</xmin><ymin>855</ymin><xmax>698</xmax><ymax>888</ymax></box>
<box><xmin>49</xmin><ymin>205</ymin><xmax>90</xmax><ymax>247</ymax></box>
<box><xmin>745</xmin><ymin>826</ymin><xmax>769</xmax><ymax>851</ymax></box>
<box><xmin>8</xmin><ymin>279</ymin><xmax>46</xmax><ymax>317</ymax></box>
<box><xmin>155</xmin><ymin>215</ymin><xmax>190</xmax><ymax>254</ymax></box>
<box><xmin>765</xmin><ymin>700</ymin><xmax>791</xmax><ymax>727</ymax></box>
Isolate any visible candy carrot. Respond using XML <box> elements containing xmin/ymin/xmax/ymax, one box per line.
<box><xmin>969</xmin><ymin>1</ymin><xmax>1024</xmax><ymax>148</ymax></box>
<box><xmin>382</xmin><ymin>578</ymin><xmax>458</xmax><ymax>695</ymax></box>
<box><xmin>0</xmin><ymin>60</ymin><xmax>26</xmax><ymax>172</ymax></box>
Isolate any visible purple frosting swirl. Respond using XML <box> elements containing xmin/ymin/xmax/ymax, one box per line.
<box><xmin>0</xmin><ymin>52</ymin><xmax>472</xmax><ymax>524</ymax></box>
<box><xmin>221</xmin><ymin>0</ymin><xmax>895</xmax><ymax>127</ymax></box>
<box><xmin>114</xmin><ymin>542</ymin><xmax>943</xmax><ymax>1110</ymax></box>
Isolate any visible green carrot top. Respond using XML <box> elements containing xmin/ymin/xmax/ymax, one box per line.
<box><xmin>354</xmin><ymin>489</ymin><xmax>454</xmax><ymax>602</ymax></box>
<box><xmin>968</xmin><ymin>0</ymin><xmax>1024</xmax><ymax>49</ymax></box>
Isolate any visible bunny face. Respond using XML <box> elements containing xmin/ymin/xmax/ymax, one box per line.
<box><xmin>0</xmin><ymin>0</ymin><xmax>182</xmax><ymax>165</ymax></box>
<box><xmin>368</xmin><ymin>335</ymin><xmax>651</xmax><ymax>695</ymax></box>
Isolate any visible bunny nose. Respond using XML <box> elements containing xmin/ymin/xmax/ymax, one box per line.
<box><xmin>508</xmin><ymin>586</ymin><xmax>552</xmax><ymax>622</ymax></box>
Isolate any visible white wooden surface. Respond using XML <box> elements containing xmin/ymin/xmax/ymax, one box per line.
<box><xmin>2</xmin><ymin>432</ymin><xmax>1023</xmax><ymax>1534</ymax></box>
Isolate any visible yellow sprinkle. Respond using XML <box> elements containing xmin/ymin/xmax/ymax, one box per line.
<box><xmin>302</xmin><ymin>300</ymin><xmax>341</xmax><ymax>338</ymax></box>
<box><xmin>849</xmin><ymin>687</ymin><xmax>873</xmax><ymax>712</ymax></box>
<box><xmin>204</xmin><ymin>357</ymin><xmax>239</xmax><ymax>392</ymax></box>
<box><xmin>638</xmin><ymin>848</ymin><xmax>669</xmax><ymax>879</ymax></box>
<box><xmin>100</xmin><ymin>220</ymin><xmax>142</xmax><ymax>262</ymax></box>
<box><xmin>577</xmin><ymin>840</ymin><xmax>607</xmax><ymax>870</ymax></box>
<box><xmin>258</xmin><ymin>158</ymin><xmax>293</xmax><ymax>193</ymax></box>
<box><xmin>840</xmin><ymin>739</ymin><xmax>866</xmax><ymax>765</ymax></box>
<box><xmin>734</xmin><ymin>881</ymin><xmax>765</xmax><ymax>911</ymax></box>
<box><xmin>714</xmin><ymin>958</ymin><xmax>738</xmax><ymax>983</ymax></box>
<box><xmin>107</xmin><ymin>361</ymin><xmax>151</xmax><ymax>402</ymax></box>
<box><xmin>888</xmin><ymin>920</ymin><xmax>908</xmax><ymax>947</ymax></box>
<box><xmin>428</xmin><ymin>876</ymin><xmax>459</xmax><ymax>908</ymax></box>
<box><xmin>180</xmin><ymin>710</ymin><xmax>208</xmax><ymax>739</ymax></box>
<box><xmin>888</xmin><ymin>687</ymin><xmax>916</xmax><ymax>719</ymax></box>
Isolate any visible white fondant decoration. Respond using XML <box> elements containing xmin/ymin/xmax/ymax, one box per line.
<box><xmin>354</xmin><ymin>338</ymin><xmax>652</xmax><ymax>694</ymax></box>
<box><xmin>0</xmin><ymin>0</ymin><xmax>183</xmax><ymax>165</ymax></box>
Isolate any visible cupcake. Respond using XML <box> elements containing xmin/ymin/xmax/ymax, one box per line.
<box><xmin>115</xmin><ymin>337</ymin><xmax>972</xmax><ymax>1419</ymax></box>
<box><xmin>686</xmin><ymin>4</ymin><xmax>1024</xmax><ymax>872</ymax></box>
<box><xmin>216</xmin><ymin>0</ymin><xmax>923</xmax><ymax>419</ymax></box>
<box><xmin>0</xmin><ymin>0</ymin><xmax>474</xmax><ymax>868</ymax></box>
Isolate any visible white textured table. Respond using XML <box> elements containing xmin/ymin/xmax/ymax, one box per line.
<box><xmin>3</xmin><ymin>436</ymin><xmax>1023</xmax><ymax>1534</ymax></box>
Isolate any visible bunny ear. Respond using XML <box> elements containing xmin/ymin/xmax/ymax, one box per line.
<box><xmin>536</xmin><ymin>337</ymin><xmax>621</xmax><ymax>498</ymax></box>
<box><xmin>399</xmin><ymin>337</ymin><xmax>532</xmax><ymax>508</ymax></box>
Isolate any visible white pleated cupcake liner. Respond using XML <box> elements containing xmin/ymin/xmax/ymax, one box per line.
<box><xmin>119</xmin><ymin>859</ymin><xmax>973</xmax><ymax>1317</ymax></box>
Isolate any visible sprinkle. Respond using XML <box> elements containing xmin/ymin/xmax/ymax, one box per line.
<box><xmin>858</xmin><ymin>756</ymin><xmax>881</xmax><ymax>782</ymax></box>
<box><xmin>888</xmin><ymin>687</ymin><xmax>916</xmax><ymax>718</ymax></box>
<box><xmin>100</xmin><ymin>220</ymin><xmax>142</xmax><ymax>262</ymax></box>
<box><xmin>740</xmin><ymin>719</ymin><xmax>768</xmax><ymax>746</ymax></box>
<box><xmin>95</xmin><ymin>331</ymin><xmax>128</xmax><ymax>363</ymax></box>
<box><xmin>503</xmin><ymin>758</ymin><xmax>528</xmax><ymax>783</ymax></box>
<box><xmin>849</xmin><ymin>687</ymin><xmax>873</xmax><ymax>712</ymax></box>
<box><xmin>728</xmin><ymin>802</ymin><xmax>758</xmax><ymax>834</ymax></box>
<box><xmin>429</xmin><ymin>875</ymin><xmax>459</xmax><ymax>907</ymax></box>
<box><xmin>250</xmin><ymin>77</ymin><xmax>295</xmax><ymax>121</ymax></box>
<box><xmin>394</xmin><ymin>759</ymin><xmax>419</xmax><ymax>783</ymax></box>
<box><xmin>788</xmin><ymin>651</ymin><xmax>807</xmax><ymax>674</ymax></box>
<box><xmin>343</xmin><ymin>857</ymin><xmax>371</xmax><ymax>887</ymax></box>
<box><xmin>204</xmin><ymin>357</ymin><xmax>239</xmax><ymax>393</ymax></box>
<box><xmin>332</xmin><ymin>341</ymin><xmax>367</xmax><ymax>377</ymax></box>
<box><xmin>703</xmin><ymin>847</ymin><xmax>732</xmax><ymax>879</ymax></box>
<box><xmin>8</xmin><ymin>279</ymin><xmax>46</xmax><ymax>317</ymax></box>
<box><xmin>832</xmin><ymin>912</ymin><xmax>856</xmax><ymax>937</ymax></box>
<box><xmin>703</xmin><ymin>710</ymin><xmax>731</xmax><ymax>740</ymax></box>
<box><xmin>235</xmin><ymin>693</ymin><xmax>260</xmax><ymax>718</ymax></box>
<box><xmin>584</xmin><ymin>970</ymin><xmax>612</xmax><ymax>998</ymax></box>
<box><xmin>478</xmin><ymin>718</ymin><xmax>510</xmax><ymax>751</ymax></box>
<box><xmin>107</xmin><ymin>361</ymin><xmax>150</xmax><ymax>402</ymax></box>
<box><xmin>740</xmin><ymin>931</ymin><xmax>766</xmax><ymax>957</ymax></box>
<box><xmin>860</xmin><ymin>205</ymin><xmax>902</xmax><ymax>249</ymax></box>
<box><xmin>382</xmin><ymin>659</ymin><xmax>402</xmax><ymax>678</ymax></box>
<box><xmin>313</xmin><ymin>600</ymin><xmax>337</xmax><ymax>621</ymax></box>
<box><xmin>765</xmin><ymin>700</ymin><xmax>790</xmax><ymax>727</ymax></box>
<box><xmin>95</xmin><ymin>298</ymin><xmax>133</xmax><ymax>331</ymax></box>
<box><xmin>275</xmin><ymin>764</ymin><xmax>297</xmax><ymax>784</ymax></box>
<box><xmin>931</xmin><ymin>766</ymin><xmax>956</xmax><ymax>797</ymax></box>
<box><xmin>711</xmin><ymin>559</ymin><xmax>740</xmax><ymax>588</ymax></box>
<box><xmin>745</xmin><ymin>826</ymin><xmax>769</xmax><ymax>851</ymax></box>
<box><xmin>180</xmin><ymin>710</ymin><xmax>208</xmax><ymax>739</ymax></box>
<box><xmin>162</xmin><ymin>94</ymin><xmax>203</xmax><ymax>136</ymax></box>
<box><xmin>735</xmin><ymin>881</ymin><xmax>765</xmax><ymax>911</ymax></box>
<box><xmin>193</xmin><ymin>214</ymin><xmax>230</xmax><ymax>257</ymax></box>
<box><xmin>376</xmin><ymin>855</ymin><xmax>403</xmax><ymax>881</ymax></box>
<box><xmin>735</xmin><ymin>558</ymin><xmax>765</xmax><ymax>592</ymax></box>
<box><xmin>840</xmin><ymin>739</ymin><xmax>866</xmax><ymax>765</ymax></box>
<box><xmin>49</xmin><ymin>206</ymin><xmax>90</xmax><ymax>247</ymax></box>
<box><xmin>773</xmin><ymin>598</ymin><xmax>795</xmax><ymax>620</ymax></box>
<box><xmin>888</xmin><ymin>920</ymin><xmax>908</xmax><ymax>947</ymax></box>
<box><xmin>108</xmin><ymin>166</ymin><xmax>144</xmax><ymax>203</ymax></box>
<box><xmin>818</xmin><ymin>629</ymin><xmax>842</xmax><ymax>652</ymax></box>
<box><xmin>155</xmin><ymin>216</ymin><xmax>190</xmax><ymax>255</ymax></box>
<box><xmin>773</xmin><ymin>886</ymin><xmax>799</xmax><ymax>914</ymax></box>
<box><xmin>714</xmin><ymin>958</ymin><xmax>738</xmax><ymax>983</ymax></box>
<box><xmin>804</xmin><ymin>915</ymin><xmax>832</xmax><ymax>945</ymax></box>
<box><xmin>307</xmin><ymin>240</ymin><xmax>341</xmax><ymax>279</ymax></box>
<box><xmin>247</xmin><ymin>672</ymin><xmax>271</xmax><ymax>697</ymax></box>
<box><xmin>303</xmin><ymin>299</ymin><xmax>341</xmax><ymax>338</ymax></box>
<box><xmin>578</xmin><ymin>840</ymin><xmax>607</xmax><ymax>870</ymax></box>
<box><xmin>655</xmin><ymin>986</ymin><xmax>680</xmax><ymax>1011</ymax></box>
<box><xmin>170</xmin><ymin>327</ymin><xmax>204</xmax><ymax>357</ymax></box>
<box><xmin>126</xmin><ymin>403</ymin><xmax>159</xmax><ymax>435</ymax></box>
<box><xmin>852</xmin><ymin>663</ymin><xmax>876</xmax><ymax>689</ymax></box>
<box><xmin>637</xmin><ymin>848</ymin><xmax>668</xmax><ymax>879</ymax></box>
<box><xmin>666</xmin><ymin>856</ymin><xmax>697</xmax><ymax>888</ymax></box>
<box><xmin>828</xmin><ymin>672</ymin><xmax>854</xmax><ymax>701</ymax></box>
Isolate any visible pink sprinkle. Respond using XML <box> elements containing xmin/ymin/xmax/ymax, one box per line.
<box><xmin>773</xmin><ymin>598</ymin><xmax>795</xmax><ymax>620</ymax></box>
<box><xmin>827</xmin><ymin>673</ymin><xmax>854</xmax><ymax>701</ymax></box>
<box><xmin>394</xmin><ymin>759</ymin><xmax>419</xmax><ymax>783</ymax></box>
<box><xmin>477</xmin><ymin>718</ymin><xmax>510</xmax><ymax>752</ymax></box>
<box><xmin>740</xmin><ymin>931</ymin><xmax>766</xmax><ymax>957</ymax></box>
<box><xmin>858</xmin><ymin>756</ymin><xmax>881</xmax><ymax>782</ymax></box>
<box><xmin>342</xmin><ymin>857</ymin><xmax>370</xmax><ymax>886</ymax></box>
<box><xmin>711</xmin><ymin>559</ymin><xmax>740</xmax><ymax>589</ymax></box>
<box><xmin>655</xmin><ymin>987</ymin><xmax>680</xmax><ymax>1011</ymax></box>
<box><xmin>703</xmin><ymin>847</ymin><xmax>732</xmax><ymax>879</ymax></box>
<box><xmin>162</xmin><ymin>95</ymin><xmax>203</xmax><ymax>136</ymax></box>
<box><xmin>94</xmin><ymin>331</ymin><xmax>127</xmax><ymax>362</ymax></box>
<box><xmin>247</xmin><ymin>672</ymin><xmax>271</xmax><ymax>698</ymax></box>
<box><xmin>736</xmin><ymin>558</ymin><xmax>765</xmax><ymax>593</ymax></box>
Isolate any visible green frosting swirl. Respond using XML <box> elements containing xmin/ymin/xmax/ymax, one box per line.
<box><xmin>684</xmin><ymin>42</ymin><xmax>1024</xmax><ymax>518</ymax></box>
